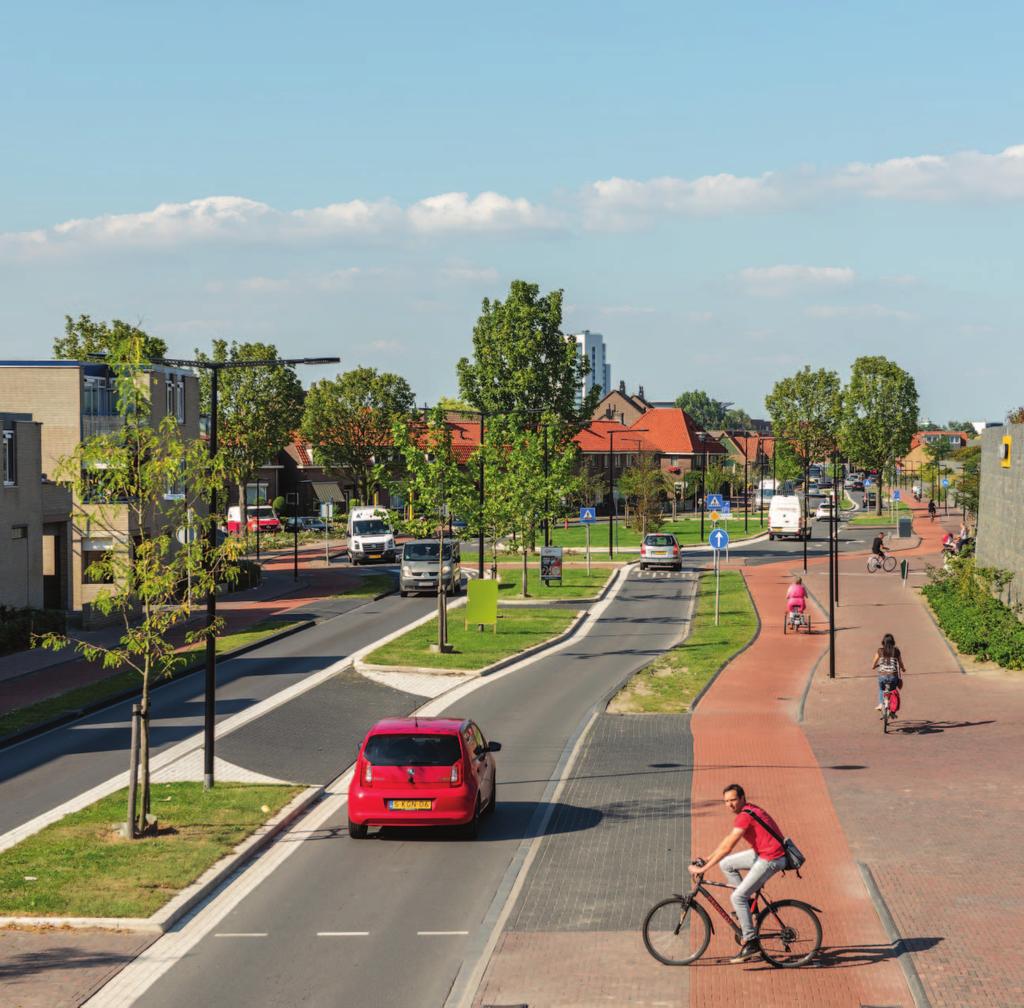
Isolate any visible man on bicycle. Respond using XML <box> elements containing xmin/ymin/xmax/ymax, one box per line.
<box><xmin>871</xmin><ymin>531</ymin><xmax>888</xmax><ymax>560</ymax></box>
<box><xmin>688</xmin><ymin>784</ymin><xmax>788</xmax><ymax>963</ymax></box>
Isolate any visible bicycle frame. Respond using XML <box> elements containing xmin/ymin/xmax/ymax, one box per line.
<box><xmin>679</xmin><ymin>875</ymin><xmax>822</xmax><ymax>936</ymax></box>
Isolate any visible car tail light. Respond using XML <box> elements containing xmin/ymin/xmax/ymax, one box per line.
<box><xmin>672</xmin><ymin>544</ymin><xmax>679</xmax><ymax>555</ymax></box>
<box><xmin>363</xmin><ymin>762</ymin><xmax>373</xmax><ymax>786</ymax></box>
<box><xmin>450</xmin><ymin>762</ymin><xmax>462</xmax><ymax>787</ymax></box>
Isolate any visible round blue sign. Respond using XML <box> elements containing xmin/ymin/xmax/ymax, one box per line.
<box><xmin>709</xmin><ymin>528</ymin><xmax>730</xmax><ymax>550</ymax></box>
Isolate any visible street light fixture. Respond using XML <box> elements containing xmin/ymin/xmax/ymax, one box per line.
<box><xmin>607</xmin><ymin>428</ymin><xmax>648</xmax><ymax>557</ymax></box>
<box><xmin>156</xmin><ymin>354</ymin><xmax>339</xmax><ymax>789</ymax></box>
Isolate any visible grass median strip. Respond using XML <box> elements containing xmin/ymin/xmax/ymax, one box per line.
<box><xmin>0</xmin><ymin>618</ymin><xmax>303</xmax><ymax>742</ymax></box>
<box><xmin>365</xmin><ymin>606</ymin><xmax>578</xmax><ymax>670</ymax></box>
<box><xmin>494</xmin><ymin>566</ymin><xmax>615</xmax><ymax>599</ymax></box>
<box><xmin>0</xmin><ymin>782</ymin><xmax>302</xmax><ymax>918</ymax></box>
<box><xmin>609</xmin><ymin>571</ymin><xmax>757</xmax><ymax>713</ymax></box>
<box><xmin>548</xmin><ymin>518</ymin><xmax>766</xmax><ymax>549</ymax></box>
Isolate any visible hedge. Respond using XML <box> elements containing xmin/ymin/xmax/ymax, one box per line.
<box><xmin>922</xmin><ymin>579</ymin><xmax>1024</xmax><ymax>670</ymax></box>
<box><xmin>0</xmin><ymin>607</ymin><xmax>67</xmax><ymax>657</ymax></box>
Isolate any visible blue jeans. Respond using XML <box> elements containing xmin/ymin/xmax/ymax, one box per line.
<box><xmin>719</xmin><ymin>849</ymin><xmax>788</xmax><ymax>943</ymax></box>
<box><xmin>878</xmin><ymin>675</ymin><xmax>900</xmax><ymax>705</ymax></box>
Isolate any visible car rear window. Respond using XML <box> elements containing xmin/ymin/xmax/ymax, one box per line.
<box><xmin>364</xmin><ymin>733</ymin><xmax>462</xmax><ymax>766</ymax></box>
<box><xmin>644</xmin><ymin>535</ymin><xmax>675</xmax><ymax>546</ymax></box>
<box><xmin>403</xmin><ymin>543</ymin><xmax>455</xmax><ymax>561</ymax></box>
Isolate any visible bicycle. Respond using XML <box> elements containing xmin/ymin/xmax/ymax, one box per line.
<box><xmin>642</xmin><ymin>859</ymin><xmax>823</xmax><ymax>968</ymax></box>
<box><xmin>783</xmin><ymin>609</ymin><xmax>811</xmax><ymax>634</ymax></box>
<box><xmin>880</xmin><ymin>681</ymin><xmax>901</xmax><ymax>733</ymax></box>
<box><xmin>866</xmin><ymin>553</ymin><xmax>896</xmax><ymax>573</ymax></box>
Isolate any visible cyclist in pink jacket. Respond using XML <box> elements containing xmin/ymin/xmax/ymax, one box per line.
<box><xmin>786</xmin><ymin>577</ymin><xmax>807</xmax><ymax>615</ymax></box>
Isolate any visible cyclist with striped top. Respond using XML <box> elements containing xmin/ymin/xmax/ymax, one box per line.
<box><xmin>872</xmin><ymin>633</ymin><xmax>906</xmax><ymax>713</ymax></box>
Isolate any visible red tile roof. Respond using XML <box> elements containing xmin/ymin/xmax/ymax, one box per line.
<box><xmin>574</xmin><ymin>418</ymin><xmax>630</xmax><ymax>452</ymax></box>
<box><xmin>628</xmin><ymin>408</ymin><xmax>725</xmax><ymax>456</ymax></box>
<box><xmin>733</xmin><ymin>434</ymin><xmax>775</xmax><ymax>459</ymax></box>
<box><xmin>909</xmin><ymin>430</ymin><xmax>970</xmax><ymax>450</ymax></box>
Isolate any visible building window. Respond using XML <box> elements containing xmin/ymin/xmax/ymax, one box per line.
<box><xmin>166</xmin><ymin>376</ymin><xmax>186</xmax><ymax>423</ymax></box>
<box><xmin>2</xmin><ymin>429</ymin><xmax>14</xmax><ymax>486</ymax></box>
<box><xmin>83</xmin><ymin>375</ymin><xmax>115</xmax><ymax>416</ymax></box>
<box><xmin>82</xmin><ymin>547</ymin><xmax>116</xmax><ymax>584</ymax></box>
<box><xmin>11</xmin><ymin>524</ymin><xmax>27</xmax><ymax>540</ymax></box>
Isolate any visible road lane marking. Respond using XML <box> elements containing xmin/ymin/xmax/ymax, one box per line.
<box><xmin>418</xmin><ymin>930</ymin><xmax>469</xmax><ymax>936</ymax></box>
<box><xmin>317</xmin><ymin>931</ymin><xmax>369</xmax><ymax>936</ymax></box>
<box><xmin>214</xmin><ymin>933</ymin><xmax>267</xmax><ymax>938</ymax></box>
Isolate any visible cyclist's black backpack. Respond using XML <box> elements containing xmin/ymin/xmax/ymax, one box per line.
<box><xmin>742</xmin><ymin>806</ymin><xmax>806</xmax><ymax>876</ymax></box>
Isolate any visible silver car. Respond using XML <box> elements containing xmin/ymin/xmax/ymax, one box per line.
<box><xmin>399</xmin><ymin>540</ymin><xmax>462</xmax><ymax>597</ymax></box>
<box><xmin>639</xmin><ymin>533</ymin><xmax>682</xmax><ymax>571</ymax></box>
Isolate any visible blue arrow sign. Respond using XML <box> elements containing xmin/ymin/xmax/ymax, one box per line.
<box><xmin>579</xmin><ymin>507</ymin><xmax>597</xmax><ymax>524</ymax></box>
<box><xmin>892</xmin><ymin>489</ymin><xmax>901</xmax><ymax>501</ymax></box>
<box><xmin>941</xmin><ymin>478</ymin><xmax>949</xmax><ymax>488</ymax></box>
<box><xmin>709</xmin><ymin>528</ymin><xmax>730</xmax><ymax>550</ymax></box>
<box><xmin>705</xmin><ymin>493</ymin><xmax>724</xmax><ymax>510</ymax></box>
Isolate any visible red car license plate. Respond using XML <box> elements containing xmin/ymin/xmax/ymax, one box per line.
<box><xmin>388</xmin><ymin>799</ymin><xmax>432</xmax><ymax>811</ymax></box>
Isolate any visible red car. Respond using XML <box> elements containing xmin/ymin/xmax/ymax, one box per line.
<box><xmin>347</xmin><ymin>717</ymin><xmax>500</xmax><ymax>839</ymax></box>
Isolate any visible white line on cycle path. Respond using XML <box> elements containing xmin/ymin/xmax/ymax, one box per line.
<box><xmin>82</xmin><ymin>570</ymin><xmax>631</xmax><ymax>1007</ymax></box>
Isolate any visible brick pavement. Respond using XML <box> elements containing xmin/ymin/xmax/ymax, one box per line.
<box><xmin>801</xmin><ymin>503</ymin><xmax>1024</xmax><ymax>1008</ymax></box>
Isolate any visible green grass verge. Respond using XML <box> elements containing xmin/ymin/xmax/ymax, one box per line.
<box><xmin>0</xmin><ymin>618</ymin><xmax>303</xmax><ymax>742</ymax></box>
<box><xmin>548</xmin><ymin>516</ymin><xmax>767</xmax><ymax>549</ymax></box>
<box><xmin>365</xmin><ymin>606</ymin><xmax>578</xmax><ymax>670</ymax></box>
<box><xmin>609</xmin><ymin>571</ymin><xmax>758</xmax><ymax>713</ymax></box>
<box><xmin>0</xmin><ymin>782</ymin><xmax>302</xmax><ymax>918</ymax></box>
<box><xmin>849</xmin><ymin>499</ymin><xmax>912</xmax><ymax>526</ymax></box>
<box><xmin>495</xmin><ymin>566</ymin><xmax>615</xmax><ymax>599</ymax></box>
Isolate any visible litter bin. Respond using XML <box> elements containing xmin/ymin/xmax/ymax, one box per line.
<box><xmin>897</xmin><ymin>515</ymin><xmax>913</xmax><ymax>539</ymax></box>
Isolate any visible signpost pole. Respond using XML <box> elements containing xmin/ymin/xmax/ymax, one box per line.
<box><xmin>714</xmin><ymin>548</ymin><xmax>721</xmax><ymax>626</ymax></box>
<box><xmin>586</xmin><ymin>522</ymin><xmax>591</xmax><ymax>576</ymax></box>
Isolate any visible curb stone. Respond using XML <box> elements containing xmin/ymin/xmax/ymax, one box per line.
<box><xmin>0</xmin><ymin>784</ymin><xmax>324</xmax><ymax>933</ymax></box>
<box><xmin>0</xmin><ymin>619</ymin><xmax>316</xmax><ymax>751</ymax></box>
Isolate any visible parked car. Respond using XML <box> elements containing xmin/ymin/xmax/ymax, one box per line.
<box><xmin>347</xmin><ymin>717</ymin><xmax>500</xmax><ymax>839</ymax></box>
<box><xmin>813</xmin><ymin>501</ymin><xmax>835</xmax><ymax>521</ymax></box>
<box><xmin>639</xmin><ymin>533</ymin><xmax>682</xmax><ymax>571</ymax></box>
<box><xmin>400</xmin><ymin>539</ymin><xmax>462</xmax><ymax>596</ymax></box>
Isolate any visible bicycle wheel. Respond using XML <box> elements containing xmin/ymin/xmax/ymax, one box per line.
<box><xmin>882</xmin><ymin>702</ymin><xmax>890</xmax><ymax>733</ymax></box>
<box><xmin>756</xmin><ymin>899</ymin><xmax>822</xmax><ymax>967</ymax></box>
<box><xmin>866</xmin><ymin>556</ymin><xmax>879</xmax><ymax>573</ymax></box>
<box><xmin>882</xmin><ymin>555</ymin><xmax>897</xmax><ymax>572</ymax></box>
<box><xmin>643</xmin><ymin>897</ymin><xmax>712</xmax><ymax>965</ymax></box>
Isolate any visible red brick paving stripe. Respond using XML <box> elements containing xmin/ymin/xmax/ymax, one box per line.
<box><xmin>690</xmin><ymin>561</ymin><xmax>912</xmax><ymax>1007</ymax></box>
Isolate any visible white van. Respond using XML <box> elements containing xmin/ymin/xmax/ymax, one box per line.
<box><xmin>768</xmin><ymin>495</ymin><xmax>810</xmax><ymax>541</ymax></box>
<box><xmin>346</xmin><ymin>506</ymin><xmax>396</xmax><ymax>564</ymax></box>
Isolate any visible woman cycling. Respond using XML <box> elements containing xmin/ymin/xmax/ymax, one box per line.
<box><xmin>786</xmin><ymin>577</ymin><xmax>807</xmax><ymax>623</ymax></box>
<box><xmin>872</xmin><ymin>633</ymin><xmax>907</xmax><ymax>713</ymax></box>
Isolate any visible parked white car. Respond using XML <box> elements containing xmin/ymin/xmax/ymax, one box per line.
<box><xmin>813</xmin><ymin>501</ymin><xmax>834</xmax><ymax>521</ymax></box>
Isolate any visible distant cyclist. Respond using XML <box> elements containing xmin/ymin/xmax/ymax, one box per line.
<box><xmin>872</xmin><ymin>633</ymin><xmax>907</xmax><ymax>713</ymax></box>
<box><xmin>786</xmin><ymin>577</ymin><xmax>807</xmax><ymax>618</ymax></box>
<box><xmin>871</xmin><ymin>531</ymin><xmax>889</xmax><ymax>560</ymax></box>
<box><xmin>928</xmin><ymin>499</ymin><xmax>937</xmax><ymax>522</ymax></box>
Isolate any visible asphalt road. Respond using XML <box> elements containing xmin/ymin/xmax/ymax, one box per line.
<box><xmin>136</xmin><ymin>568</ymin><xmax>699</xmax><ymax>1008</ymax></box>
<box><xmin>0</xmin><ymin>580</ymin><xmax>441</xmax><ymax>835</ymax></box>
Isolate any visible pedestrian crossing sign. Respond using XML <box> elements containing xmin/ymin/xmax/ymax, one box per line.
<box><xmin>705</xmin><ymin>493</ymin><xmax>724</xmax><ymax>510</ymax></box>
<box><xmin>579</xmin><ymin>507</ymin><xmax>597</xmax><ymax>524</ymax></box>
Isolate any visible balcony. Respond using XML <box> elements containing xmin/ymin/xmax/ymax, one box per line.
<box><xmin>82</xmin><ymin>414</ymin><xmax>124</xmax><ymax>438</ymax></box>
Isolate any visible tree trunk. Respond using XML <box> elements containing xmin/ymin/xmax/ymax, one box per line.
<box><xmin>521</xmin><ymin>540</ymin><xmax>528</xmax><ymax>597</ymax></box>
<box><xmin>138</xmin><ymin>669</ymin><xmax>151</xmax><ymax>835</ymax></box>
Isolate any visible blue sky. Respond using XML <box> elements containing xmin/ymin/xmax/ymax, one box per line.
<box><xmin>2</xmin><ymin>1</ymin><xmax>1022</xmax><ymax>422</ymax></box>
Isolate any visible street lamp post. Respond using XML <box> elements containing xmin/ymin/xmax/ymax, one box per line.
<box><xmin>157</xmin><ymin>354</ymin><xmax>338</xmax><ymax>790</ymax></box>
<box><xmin>607</xmin><ymin>428</ymin><xmax>647</xmax><ymax>557</ymax></box>
<box><xmin>743</xmin><ymin>441</ymin><xmax>749</xmax><ymax>534</ymax></box>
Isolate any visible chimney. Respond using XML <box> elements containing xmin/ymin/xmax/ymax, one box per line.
<box><xmin>618</xmin><ymin>380</ymin><xmax>626</xmax><ymax>393</ymax></box>
<box><xmin>638</xmin><ymin>384</ymin><xmax>645</xmax><ymax>400</ymax></box>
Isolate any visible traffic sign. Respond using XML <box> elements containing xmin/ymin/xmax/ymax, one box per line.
<box><xmin>579</xmin><ymin>507</ymin><xmax>597</xmax><ymax>524</ymax></box>
<box><xmin>863</xmin><ymin>478</ymin><xmax>873</xmax><ymax>486</ymax></box>
<box><xmin>941</xmin><ymin>478</ymin><xmax>950</xmax><ymax>488</ymax></box>
<box><xmin>705</xmin><ymin>493</ymin><xmax>724</xmax><ymax>510</ymax></box>
<box><xmin>720</xmin><ymin>501</ymin><xmax>731</xmax><ymax>515</ymax></box>
<box><xmin>709</xmin><ymin>528</ymin><xmax>730</xmax><ymax>550</ymax></box>
<box><xmin>709</xmin><ymin>511</ymin><xmax>719</xmax><ymax>522</ymax></box>
<box><xmin>892</xmin><ymin>489</ymin><xmax>901</xmax><ymax>501</ymax></box>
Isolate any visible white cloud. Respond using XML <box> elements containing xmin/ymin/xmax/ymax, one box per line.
<box><xmin>239</xmin><ymin>275</ymin><xmax>290</xmax><ymax>293</ymax></box>
<box><xmin>805</xmin><ymin>304</ymin><xmax>915</xmax><ymax>321</ymax></box>
<box><xmin>831</xmin><ymin>144</ymin><xmax>1024</xmax><ymax>201</ymax></box>
<box><xmin>407</xmin><ymin>191</ymin><xmax>556</xmax><ymax>232</ymax></box>
<box><xmin>440</xmin><ymin>264</ymin><xmax>500</xmax><ymax>283</ymax></box>
<box><xmin>740</xmin><ymin>265</ymin><xmax>855</xmax><ymax>296</ymax></box>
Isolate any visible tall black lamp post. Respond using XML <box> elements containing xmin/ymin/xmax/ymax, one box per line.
<box><xmin>158</xmin><ymin>354</ymin><xmax>339</xmax><ymax>789</ymax></box>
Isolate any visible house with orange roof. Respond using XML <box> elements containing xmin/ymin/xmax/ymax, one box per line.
<box><xmin>899</xmin><ymin>430</ymin><xmax>971</xmax><ymax>471</ymax></box>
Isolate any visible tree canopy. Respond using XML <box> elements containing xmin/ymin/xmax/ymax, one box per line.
<box><xmin>456</xmin><ymin>280</ymin><xmax>598</xmax><ymax>433</ymax></box>
<box><xmin>674</xmin><ymin>389</ymin><xmax>752</xmax><ymax>431</ymax></box>
<box><xmin>764</xmin><ymin>366</ymin><xmax>843</xmax><ymax>465</ymax></box>
<box><xmin>194</xmin><ymin>339</ymin><xmax>304</xmax><ymax>503</ymax></box>
<box><xmin>54</xmin><ymin>314</ymin><xmax>168</xmax><ymax>362</ymax></box>
<box><xmin>301</xmin><ymin>367</ymin><xmax>416</xmax><ymax>503</ymax></box>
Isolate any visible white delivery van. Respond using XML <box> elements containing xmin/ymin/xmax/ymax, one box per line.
<box><xmin>768</xmin><ymin>495</ymin><xmax>810</xmax><ymax>541</ymax></box>
<box><xmin>346</xmin><ymin>506</ymin><xmax>397</xmax><ymax>565</ymax></box>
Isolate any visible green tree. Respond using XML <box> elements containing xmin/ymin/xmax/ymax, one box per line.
<box><xmin>953</xmin><ymin>444</ymin><xmax>980</xmax><ymax>521</ymax></box>
<box><xmin>841</xmin><ymin>356</ymin><xmax>919</xmax><ymax>514</ymax></box>
<box><xmin>436</xmin><ymin>395</ymin><xmax>474</xmax><ymax>414</ymax></box>
<box><xmin>54</xmin><ymin>314</ymin><xmax>168</xmax><ymax>362</ymax></box>
<box><xmin>772</xmin><ymin>439</ymin><xmax>805</xmax><ymax>484</ymax></box>
<box><xmin>1007</xmin><ymin>406</ymin><xmax>1024</xmax><ymax>424</ymax></box>
<box><xmin>673</xmin><ymin>389</ymin><xmax>752</xmax><ymax>431</ymax></box>
<box><xmin>36</xmin><ymin>337</ymin><xmax>241</xmax><ymax>837</ymax></box>
<box><xmin>619</xmin><ymin>453</ymin><xmax>669</xmax><ymax>535</ymax></box>
<box><xmin>301</xmin><ymin>367</ymin><xmax>416</xmax><ymax>503</ymax></box>
<box><xmin>195</xmin><ymin>340</ymin><xmax>304</xmax><ymax>525</ymax></box>
<box><xmin>456</xmin><ymin>280</ymin><xmax>598</xmax><ymax>433</ymax></box>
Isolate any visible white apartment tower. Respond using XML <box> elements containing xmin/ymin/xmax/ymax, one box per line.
<box><xmin>567</xmin><ymin>330</ymin><xmax>611</xmax><ymax>404</ymax></box>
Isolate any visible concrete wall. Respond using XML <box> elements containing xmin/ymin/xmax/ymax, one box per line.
<box><xmin>976</xmin><ymin>423</ymin><xmax>1024</xmax><ymax>608</ymax></box>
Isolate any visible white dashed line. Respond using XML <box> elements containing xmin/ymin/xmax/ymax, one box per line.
<box><xmin>418</xmin><ymin>931</ymin><xmax>469</xmax><ymax>936</ymax></box>
<box><xmin>317</xmin><ymin>931</ymin><xmax>370</xmax><ymax>936</ymax></box>
<box><xmin>214</xmin><ymin>933</ymin><xmax>267</xmax><ymax>938</ymax></box>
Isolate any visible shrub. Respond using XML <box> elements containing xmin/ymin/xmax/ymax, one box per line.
<box><xmin>923</xmin><ymin>558</ymin><xmax>1024</xmax><ymax>669</ymax></box>
<box><xmin>0</xmin><ymin>606</ymin><xmax>67</xmax><ymax>656</ymax></box>
<box><xmin>228</xmin><ymin>560</ymin><xmax>262</xmax><ymax>592</ymax></box>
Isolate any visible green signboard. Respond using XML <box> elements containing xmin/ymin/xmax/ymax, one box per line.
<box><xmin>465</xmin><ymin>579</ymin><xmax>499</xmax><ymax>632</ymax></box>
